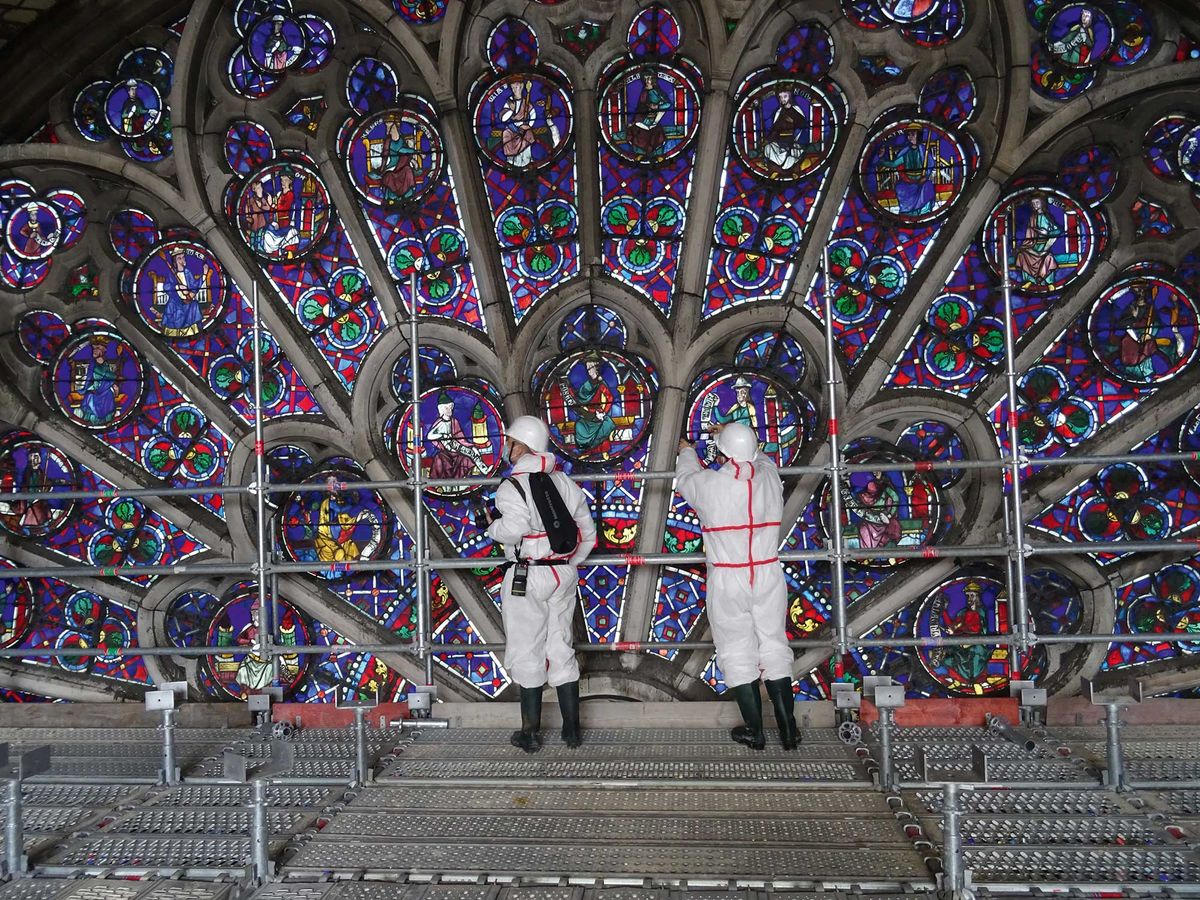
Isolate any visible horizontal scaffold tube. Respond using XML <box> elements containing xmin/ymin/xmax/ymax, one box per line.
<box><xmin>3</xmin><ymin>449</ymin><xmax>1199</xmax><ymax>502</ymax></box>
<box><xmin>7</xmin><ymin>534</ymin><xmax>1200</xmax><ymax>580</ymax></box>
<box><xmin>2</xmin><ymin>629</ymin><xmax>1199</xmax><ymax>659</ymax></box>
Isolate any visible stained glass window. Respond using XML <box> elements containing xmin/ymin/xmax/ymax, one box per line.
<box><xmin>703</xmin><ymin>24</ymin><xmax>844</xmax><ymax>317</ymax></box>
<box><xmin>470</xmin><ymin>18</ymin><xmax>578</xmax><ymax>321</ymax></box>
<box><xmin>342</xmin><ymin>71</ymin><xmax>487</xmax><ymax>330</ymax></box>
<box><xmin>598</xmin><ymin>5</ymin><xmax>702</xmax><ymax>314</ymax></box>
<box><xmin>4</xmin><ymin>0</ymin><xmax>1200</xmax><ymax>706</ymax></box>
<box><xmin>802</xmin><ymin>68</ymin><xmax>979</xmax><ymax>366</ymax></box>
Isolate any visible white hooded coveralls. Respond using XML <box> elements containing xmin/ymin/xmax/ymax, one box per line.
<box><xmin>675</xmin><ymin>448</ymin><xmax>793</xmax><ymax>688</ymax></box>
<box><xmin>486</xmin><ymin>450</ymin><xmax>597</xmax><ymax>688</ymax></box>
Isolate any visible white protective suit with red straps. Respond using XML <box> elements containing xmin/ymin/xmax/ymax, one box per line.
<box><xmin>675</xmin><ymin>447</ymin><xmax>792</xmax><ymax>688</ymax></box>
<box><xmin>487</xmin><ymin>449</ymin><xmax>597</xmax><ymax>688</ymax></box>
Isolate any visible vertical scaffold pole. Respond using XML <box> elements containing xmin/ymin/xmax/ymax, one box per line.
<box><xmin>941</xmin><ymin>781</ymin><xmax>963</xmax><ymax>895</ymax></box>
<box><xmin>250</xmin><ymin>777</ymin><xmax>271</xmax><ymax>883</ymax></box>
<box><xmin>251</xmin><ymin>282</ymin><xmax>271</xmax><ymax>668</ymax></box>
<box><xmin>1001</xmin><ymin>215</ymin><xmax>1031</xmax><ymax>657</ymax></box>
<box><xmin>822</xmin><ymin>245</ymin><xmax>849</xmax><ymax>658</ymax></box>
<box><xmin>4</xmin><ymin>777</ymin><xmax>24</xmax><ymax>878</ymax></box>
<box><xmin>409</xmin><ymin>267</ymin><xmax>434</xmax><ymax>686</ymax></box>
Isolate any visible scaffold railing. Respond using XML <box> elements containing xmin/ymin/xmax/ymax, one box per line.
<box><xmin>4</xmin><ymin>218</ymin><xmax>1200</xmax><ymax>691</ymax></box>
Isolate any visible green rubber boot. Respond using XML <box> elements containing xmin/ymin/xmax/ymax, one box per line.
<box><xmin>556</xmin><ymin>680</ymin><xmax>582</xmax><ymax>748</ymax></box>
<box><xmin>730</xmin><ymin>682</ymin><xmax>765</xmax><ymax>751</ymax></box>
<box><xmin>510</xmin><ymin>686</ymin><xmax>543</xmax><ymax>753</ymax></box>
<box><xmin>765</xmin><ymin>677</ymin><xmax>799</xmax><ymax>750</ymax></box>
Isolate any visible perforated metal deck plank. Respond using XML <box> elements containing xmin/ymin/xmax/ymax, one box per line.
<box><xmin>282</xmin><ymin>841</ymin><xmax>930</xmax><ymax>879</ymax></box>
<box><xmin>0</xmin><ymin>881</ymin><xmax>236</xmax><ymax>900</ymax></box>
<box><xmin>395</xmin><ymin>742</ymin><xmax>853</xmax><ymax>762</ymax></box>
<box><xmin>376</xmin><ymin>759</ymin><xmax>865</xmax><ymax>782</ymax></box>
<box><xmin>317</xmin><ymin>811</ymin><xmax>909</xmax><ymax>845</ymax></box>
<box><xmin>918</xmin><ymin>814</ymin><xmax>1176</xmax><ymax>846</ymax></box>
<box><xmin>99</xmin><ymin>807</ymin><xmax>316</xmax><ymax>836</ymax></box>
<box><xmin>22</xmin><ymin>785</ymin><xmax>148</xmax><ymax>808</ymax></box>
<box><xmin>347</xmin><ymin>786</ymin><xmax>892</xmax><ymax>814</ymax></box>
<box><xmin>963</xmin><ymin>845</ymin><xmax>1200</xmax><ymax>883</ymax></box>
<box><xmin>147</xmin><ymin>785</ymin><xmax>335</xmax><ymax>808</ymax></box>
<box><xmin>405</xmin><ymin>728</ymin><xmax>842</xmax><ymax>745</ymax></box>
<box><xmin>0</xmin><ymin>805</ymin><xmax>109</xmax><ymax>833</ymax></box>
<box><xmin>0</xmin><ymin>728</ymin><xmax>252</xmax><ymax>743</ymax></box>
<box><xmin>44</xmin><ymin>835</ymin><xmax>288</xmax><ymax>867</ymax></box>
<box><xmin>912</xmin><ymin>788</ymin><xmax>1135</xmax><ymax>816</ymax></box>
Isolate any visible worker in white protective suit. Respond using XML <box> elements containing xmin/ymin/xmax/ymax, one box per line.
<box><xmin>676</xmin><ymin>422</ymin><xmax>798</xmax><ymax>750</ymax></box>
<box><xmin>484</xmin><ymin>415</ymin><xmax>597</xmax><ymax>753</ymax></box>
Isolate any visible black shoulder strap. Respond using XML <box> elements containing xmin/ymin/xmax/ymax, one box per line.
<box><xmin>504</xmin><ymin>475</ymin><xmax>527</xmax><ymax>502</ymax></box>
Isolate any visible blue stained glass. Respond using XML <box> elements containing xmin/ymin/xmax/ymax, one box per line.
<box><xmin>1104</xmin><ymin>557</ymin><xmax>1200</xmax><ymax>671</ymax></box>
<box><xmin>391</xmin><ymin>0</ymin><xmax>447</xmax><ymax>24</ymax></box>
<box><xmin>598</xmin><ymin>14</ymin><xmax>701</xmax><ymax>314</ymax></box>
<box><xmin>472</xmin><ymin>43</ymin><xmax>579</xmax><ymax>320</ymax></box>
<box><xmin>229</xmin><ymin>152</ymin><xmax>388</xmax><ymax>392</ymax></box>
<box><xmin>73</xmin><ymin>44</ymin><xmax>175</xmax><ymax>163</ymax></box>
<box><xmin>733</xmin><ymin>329</ymin><xmax>807</xmax><ymax>385</ymax></box>
<box><xmin>109</xmin><ymin>207</ymin><xmax>159</xmax><ymax>264</ymax></box>
<box><xmin>0</xmin><ymin>430</ymin><xmax>207</xmax><ymax>584</ymax></box>
<box><xmin>560</xmin><ymin>305</ymin><xmax>627</xmax><ymax>351</ymax></box>
<box><xmin>1058</xmin><ymin>144</ymin><xmax>1120</xmax><ymax>205</ymax></box>
<box><xmin>295</xmin><ymin>15</ymin><xmax>334</xmax><ymax>73</ymax></box>
<box><xmin>434</xmin><ymin>608</ymin><xmax>510</xmax><ymax>696</ymax></box>
<box><xmin>344</xmin><ymin>94</ymin><xmax>488</xmax><ymax>331</ymax></box>
<box><xmin>990</xmin><ymin>274</ymin><xmax>1198</xmax><ymax>463</ymax></box>
<box><xmin>703</xmin><ymin>70</ymin><xmax>844</xmax><ymax>316</ymax></box>
<box><xmin>804</xmin><ymin>184</ymin><xmax>947</xmax><ymax>366</ymax></box>
<box><xmin>346</xmin><ymin>58</ymin><xmax>399</xmax><ymax>116</ymax></box>
<box><xmin>118</xmin><ymin>234</ymin><xmax>321</xmax><ymax>422</ymax></box>
<box><xmin>229</xmin><ymin>48</ymin><xmax>281</xmax><ymax>98</ymax></box>
<box><xmin>919</xmin><ymin>67</ymin><xmax>976</xmax><ymax>123</ymax></box>
<box><xmin>224</xmin><ymin>121</ymin><xmax>274</xmax><ymax>175</ymax></box>
<box><xmin>1031</xmin><ymin>406</ymin><xmax>1200</xmax><ymax>563</ymax></box>
<box><xmin>487</xmin><ymin>18</ymin><xmax>539</xmax><ymax>71</ymax></box>
<box><xmin>627</xmin><ymin>5</ymin><xmax>681</xmax><ymax>59</ymax></box>
<box><xmin>2</xmin><ymin>564</ymin><xmax>150</xmax><ymax>684</ymax></box>
<box><xmin>844</xmin><ymin>0</ymin><xmax>966</xmax><ymax>47</ymax></box>
<box><xmin>391</xmin><ymin>346</ymin><xmax>457</xmax><ymax>401</ymax></box>
<box><xmin>896</xmin><ymin>420</ymin><xmax>965</xmax><ymax>488</ymax></box>
<box><xmin>1143</xmin><ymin>114</ymin><xmax>1194</xmax><ymax>181</ymax></box>
<box><xmin>776</xmin><ymin>23</ymin><xmax>834</xmax><ymax>78</ymax></box>
<box><xmin>898</xmin><ymin>0</ymin><xmax>965</xmax><ymax>46</ymax></box>
<box><xmin>1131</xmin><ymin>195</ymin><xmax>1175</xmax><ymax>238</ymax></box>
<box><xmin>23</xmin><ymin>319</ymin><xmax>231</xmax><ymax>517</ymax></box>
<box><xmin>887</xmin><ymin>185</ymin><xmax>1107</xmax><ymax>395</ymax></box>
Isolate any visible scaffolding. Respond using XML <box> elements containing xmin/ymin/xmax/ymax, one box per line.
<box><xmin>1</xmin><ymin>217</ymin><xmax>1198</xmax><ymax>694</ymax></box>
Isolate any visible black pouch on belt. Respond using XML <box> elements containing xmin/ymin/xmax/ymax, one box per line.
<box><xmin>510</xmin><ymin>562</ymin><xmax>529</xmax><ymax>597</ymax></box>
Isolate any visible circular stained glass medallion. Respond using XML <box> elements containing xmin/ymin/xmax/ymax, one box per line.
<box><xmin>132</xmin><ymin>240</ymin><xmax>227</xmax><ymax>338</ymax></box>
<box><xmin>539</xmin><ymin>348</ymin><xmax>653</xmax><ymax>462</ymax></box>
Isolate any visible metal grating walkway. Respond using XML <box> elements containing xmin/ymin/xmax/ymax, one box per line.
<box><xmin>1</xmin><ymin>720</ymin><xmax>1200</xmax><ymax>893</ymax></box>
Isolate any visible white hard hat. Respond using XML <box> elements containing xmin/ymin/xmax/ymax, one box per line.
<box><xmin>716</xmin><ymin>422</ymin><xmax>759</xmax><ymax>462</ymax></box>
<box><xmin>506</xmin><ymin>415</ymin><xmax>550</xmax><ymax>453</ymax></box>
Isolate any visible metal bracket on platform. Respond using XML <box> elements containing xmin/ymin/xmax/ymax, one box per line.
<box><xmin>3</xmin><ymin>743</ymin><xmax>50</xmax><ymax>879</ymax></box>
<box><xmin>870</xmin><ymin>679</ymin><xmax>904</xmax><ymax>792</ymax></box>
<box><xmin>146</xmin><ymin>681</ymin><xmax>187</xmax><ymax>786</ymax></box>
<box><xmin>1082</xmin><ymin>676</ymin><xmax>1141</xmax><ymax>791</ymax></box>
<box><xmin>338</xmin><ymin>693</ymin><xmax>379</xmax><ymax>787</ymax></box>
<box><xmin>1010</xmin><ymin>678</ymin><xmax>1046</xmax><ymax>727</ymax></box>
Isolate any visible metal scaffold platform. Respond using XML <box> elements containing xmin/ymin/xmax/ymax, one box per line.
<box><xmin>3</xmin><ymin>712</ymin><xmax>1200</xmax><ymax>897</ymax></box>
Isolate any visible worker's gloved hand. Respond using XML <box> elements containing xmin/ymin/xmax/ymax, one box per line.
<box><xmin>678</xmin><ymin>436</ymin><xmax>694</xmax><ymax>453</ymax></box>
<box><xmin>471</xmin><ymin>496</ymin><xmax>495</xmax><ymax>530</ymax></box>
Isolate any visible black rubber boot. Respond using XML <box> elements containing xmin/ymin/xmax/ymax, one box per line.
<box><xmin>510</xmin><ymin>686</ymin><xmax>543</xmax><ymax>753</ymax></box>
<box><xmin>556</xmin><ymin>680</ymin><xmax>582</xmax><ymax>748</ymax></box>
<box><xmin>765</xmin><ymin>677</ymin><xmax>799</xmax><ymax>750</ymax></box>
<box><xmin>730</xmin><ymin>682</ymin><xmax>765</xmax><ymax>750</ymax></box>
